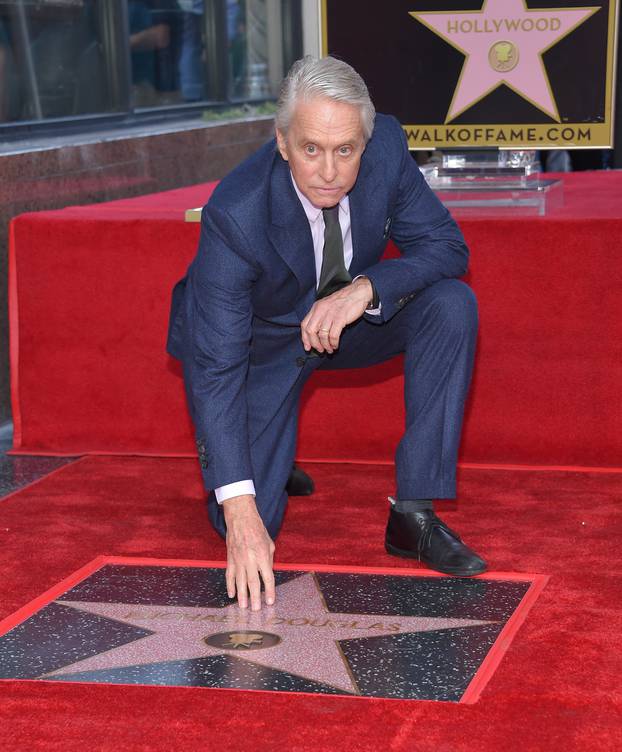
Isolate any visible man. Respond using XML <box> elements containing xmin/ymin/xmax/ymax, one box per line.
<box><xmin>167</xmin><ymin>56</ymin><xmax>486</xmax><ymax>612</ymax></box>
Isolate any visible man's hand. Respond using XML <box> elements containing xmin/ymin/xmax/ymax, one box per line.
<box><xmin>301</xmin><ymin>277</ymin><xmax>373</xmax><ymax>354</ymax></box>
<box><xmin>223</xmin><ymin>494</ymin><xmax>276</xmax><ymax>611</ymax></box>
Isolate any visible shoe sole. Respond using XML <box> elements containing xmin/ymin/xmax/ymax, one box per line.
<box><xmin>384</xmin><ymin>541</ymin><xmax>488</xmax><ymax>577</ymax></box>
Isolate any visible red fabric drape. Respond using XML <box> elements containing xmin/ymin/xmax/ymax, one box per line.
<box><xmin>9</xmin><ymin>172</ymin><xmax>622</xmax><ymax>466</ymax></box>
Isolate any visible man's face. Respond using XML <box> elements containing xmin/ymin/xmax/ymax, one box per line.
<box><xmin>276</xmin><ymin>97</ymin><xmax>366</xmax><ymax>209</ymax></box>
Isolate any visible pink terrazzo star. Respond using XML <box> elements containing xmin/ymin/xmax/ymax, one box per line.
<box><xmin>411</xmin><ymin>0</ymin><xmax>599</xmax><ymax>121</ymax></box>
<box><xmin>44</xmin><ymin>573</ymin><xmax>491</xmax><ymax>694</ymax></box>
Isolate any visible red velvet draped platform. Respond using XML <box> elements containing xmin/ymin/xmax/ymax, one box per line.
<box><xmin>9</xmin><ymin>172</ymin><xmax>622</xmax><ymax>467</ymax></box>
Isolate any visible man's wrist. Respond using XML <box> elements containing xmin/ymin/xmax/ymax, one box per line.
<box><xmin>222</xmin><ymin>493</ymin><xmax>257</xmax><ymax>522</ymax></box>
<box><xmin>354</xmin><ymin>275</ymin><xmax>379</xmax><ymax>310</ymax></box>
<box><xmin>351</xmin><ymin>275</ymin><xmax>372</xmax><ymax>306</ymax></box>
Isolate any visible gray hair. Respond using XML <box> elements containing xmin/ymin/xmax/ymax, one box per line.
<box><xmin>275</xmin><ymin>56</ymin><xmax>376</xmax><ymax>143</ymax></box>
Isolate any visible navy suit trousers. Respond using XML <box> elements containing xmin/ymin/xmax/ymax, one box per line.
<box><xmin>207</xmin><ymin>278</ymin><xmax>478</xmax><ymax>539</ymax></box>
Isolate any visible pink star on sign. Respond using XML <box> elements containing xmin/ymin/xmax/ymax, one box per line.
<box><xmin>411</xmin><ymin>0</ymin><xmax>599</xmax><ymax>122</ymax></box>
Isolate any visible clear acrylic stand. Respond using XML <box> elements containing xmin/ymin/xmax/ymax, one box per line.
<box><xmin>421</xmin><ymin>150</ymin><xmax>563</xmax><ymax>216</ymax></box>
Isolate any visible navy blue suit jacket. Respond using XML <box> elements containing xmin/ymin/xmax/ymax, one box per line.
<box><xmin>167</xmin><ymin>114</ymin><xmax>468</xmax><ymax>492</ymax></box>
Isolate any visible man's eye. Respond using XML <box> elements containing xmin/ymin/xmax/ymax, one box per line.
<box><xmin>339</xmin><ymin>146</ymin><xmax>352</xmax><ymax>156</ymax></box>
<box><xmin>305</xmin><ymin>145</ymin><xmax>317</xmax><ymax>155</ymax></box>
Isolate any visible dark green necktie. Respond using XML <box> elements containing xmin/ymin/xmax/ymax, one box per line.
<box><xmin>317</xmin><ymin>205</ymin><xmax>351</xmax><ymax>299</ymax></box>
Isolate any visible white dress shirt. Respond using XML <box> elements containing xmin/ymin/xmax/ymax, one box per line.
<box><xmin>214</xmin><ymin>174</ymin><xmax>377</xmax><ymax>504</ymax></box>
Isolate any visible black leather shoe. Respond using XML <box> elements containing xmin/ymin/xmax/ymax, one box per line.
<box><xmin>285</xmin><ymin>464</ymin><xmax>315</xmax><ymax>496</ymax></box>
<box><xmin>385</xmin><ymin>507</ymin><xmax>487</xmax><ymax>576</ymax></box>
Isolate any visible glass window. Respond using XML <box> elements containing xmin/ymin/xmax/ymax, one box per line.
<box><xmin>129</xmin><ymin>0</ymin><xmax>185</xmax><ymax>107</ymax></box>
<box><xmin>0</xmin><ymin>0</ymin><xmax>302</xmax><ymax>128</ymax></box>
<box><xmin>228</xmin><ymin>0</ymin><xmax>301</xmax><ymax>102</ymax></box>
<box><xmin>0</xmin><ymin>0</ymin><xmax>125</xmax><ymax>123</ymax></box>
<box><xmin>128</xmin><ymin>0</ymin><xmax>300</xmax><ymax>108</ymax></box>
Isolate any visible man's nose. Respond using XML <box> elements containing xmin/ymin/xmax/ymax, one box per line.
<box><xmin>319</xmin><ymin>153</ymin><xmax>337</xmax><ymax>183</ymax></box>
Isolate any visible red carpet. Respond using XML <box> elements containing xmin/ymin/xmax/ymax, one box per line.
<box><xmin>0</xmin><ymin>457</ymin><xmax>621</xmax><ymax>751</ymax></box>
<box><xmin>9</xmin><ymin>172</ymin><xmax>622</xmax><ymax>466</ymax></box>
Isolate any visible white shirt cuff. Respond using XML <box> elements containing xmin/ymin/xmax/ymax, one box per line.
<box><xmin>215</xmin><ymin>480</ymin><xmax>256</xmax><ymax>504</ymax></box>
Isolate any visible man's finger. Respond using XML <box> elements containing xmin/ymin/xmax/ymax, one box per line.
<box><xmin>261</xmin><ymin>562</ymin><xmax>276</xmax><ymax>606</ymax></box>
<box><xmin>247</xmin><ymin>571</ymin><xmax>262</xmax><ymax>612</ymax></box>
<box><xmin>317</xmin><ymin>327</ymin><xmax>333</xmax><ymax>354</ymax></box>
<box><xmin>301</xmin><ymin>308</ymin><xmax>317</xmax><ymax>351</ymax></box>
<box><xmin>329</xmin><ymin>318</ymin><xmax>345</xmax><ymax>349</ymax></box>
<box><xmin>306</xmin><ymin>322</ymin><xmax>325</xmax><ymax>352</ymax></box>
<box><xmin>302</xmin><ymin>304</ymin><xmax>328</xmax><ymax>352</ymax></box>
<box><xmin>226</xmin><ymin>563</ymin><xmax>236</xmax><ymax>599</ymax></box>
<box><xmin>302</xmin><ymin>323</ymin><xmax>320</xmax><ymax>352</ymax></box>
<box><xmin>306</xmin><ymin>334</ymin><xmax>323</xmax><ymax>353</ymax></box>
<box><xmin>301</xmin><ymin>318</ymin><xmax>312</xmax><ymax>350</ymax></box>
<box><xmin>236</xmin><ymin>569</ymin><xmax>248</xmax><ymax>609</ymax></box>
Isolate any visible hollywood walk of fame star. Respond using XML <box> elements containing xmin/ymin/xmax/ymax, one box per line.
<box><xmin>410</xmin><ymin>0</ymin><xmax>599</xmax><ymax>122</ymax></box>
<box><xmin>42</xmin><ymin>573</ymin><xmax>492</xmax><ymax>694</ymax></box>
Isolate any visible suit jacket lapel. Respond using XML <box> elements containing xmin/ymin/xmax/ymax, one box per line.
<box><xmin>268</xmin><ymin>156</ymin><xmax>317</xmax><ymax>320</ymax></box>
<box><xmin>266</xmin><ymin>148</ymin><xmax>384</xmax><ymax>319</ymax></box>
<box><xmin>347</xmin><ymin>154</ymin><xmax>383</xmax><ymax>278</ymax></box>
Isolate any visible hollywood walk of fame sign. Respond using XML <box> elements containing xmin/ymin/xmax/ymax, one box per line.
<box><xmin>0</xmin><ymin>557</ymin><xmax>548</xmax><ymax>702</ymax></box>
<box><xmin>321</xmin><ymin>0</ymin><xmax>618</xmax><ymax>149</ymax></box>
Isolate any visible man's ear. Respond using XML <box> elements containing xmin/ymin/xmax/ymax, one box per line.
<box><xmin>275</xmin><ymin>129</ymin><xmax>289</xmax><ymax>161</ymax></box>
